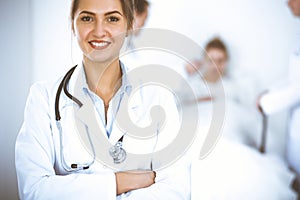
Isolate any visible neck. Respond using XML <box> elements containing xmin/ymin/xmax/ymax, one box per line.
<box><xmin>83</xmin><ymin>58</ymin><xmax>122</xmax><ymax>104</ymax></box>
<box><xmin>204</xmin><ymin>71</ymin><xmax>223</xmax><ymax>83</ymax></box>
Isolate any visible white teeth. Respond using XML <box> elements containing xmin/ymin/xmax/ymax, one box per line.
<box><xmin>91</xmin><ymin>41</ymin><xmax>109</xmax><ymax>47</ymax></box>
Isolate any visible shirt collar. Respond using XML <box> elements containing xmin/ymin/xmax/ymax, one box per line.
<box><xmin>80</xmin><ymin>61</ymin><xmax>132</xmax><ymax>97</ymax></box>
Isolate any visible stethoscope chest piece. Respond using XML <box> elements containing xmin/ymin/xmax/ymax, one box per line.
<box><xmin>109</xmin><ymin>141</ymin><xmax>127</xmax><ymax>164</ymax></box>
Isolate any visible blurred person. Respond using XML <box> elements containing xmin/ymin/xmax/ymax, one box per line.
<box><xmin>258</xmin><ymin>0</ymin><xmax>300</xmax><ymax>194</ymax></box>
<box><xmin>184</xmin><ymin>37</ymin><xmax>261</xmax><ymax>147</ymax></box>
<box><xmin>184</xmin><ymin>37</ymin><xmax>229</xmax><ymax>101</ymax></box>
<box><xmin>133</xmin><ymin>0</ymin><xmax>149</xmax><ymax>36</ymax></box>
<box><xmin>120</xmin><ymin>0</ymin><xmax>150</xmax><ymax>69</ymax></box>
<box><xmin>15</xmin><ymin>0</ymin><xmax>191</xmax><ymax>199</ymax></box>
<box><xmin>184</xmin><ymin>37</ymin><xmax>228</xmax><ymax>80</ymax></box>
<box><xmin>188</xmin><ymin>37</ymin><xmax>297</xmax><ymax>200</ymax></box>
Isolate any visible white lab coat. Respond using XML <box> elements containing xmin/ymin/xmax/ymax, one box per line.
<box><xmin>260</xmin><ymin>35</ymin><xmax>300</xmax><ymax>176</ymax></box>
<box><xmin>15</xmin><ymin>63</ymin><xmax>191</xmax><ymax>200</ymax></box>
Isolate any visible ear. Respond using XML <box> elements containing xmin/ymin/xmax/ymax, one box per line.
<box><xmin>71</xmin><ymin>22</ymin><xmax>76</xmax><ymax>36</ymax></box>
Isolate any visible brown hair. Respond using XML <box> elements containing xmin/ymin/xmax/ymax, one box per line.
<box><xmin>205</xmin><ymin>37</ymin><xmax>228</xmax><ymax>59</ymax></box>
<box><xmin>70</xmin><ymin>0</ymin><xmax>134</xmax><ymax>31</ymax></box>
<box><xmin>134</xmin><ymin>0</ymin><xmax>149</xmax><ymax>15</ymax></box>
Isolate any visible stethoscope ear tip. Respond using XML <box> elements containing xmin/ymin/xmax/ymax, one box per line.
<box><xmin>71</xmin><ymin>163</ymin><xmax>90</xmax><ymax>170</ymax></box>
<box><xmin>71</xmin><ymin>163</ymin><xmax>78</xmax><ymax>169</ymax></box>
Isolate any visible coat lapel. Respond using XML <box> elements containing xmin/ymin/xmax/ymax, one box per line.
<box><xmin>108</xmin><ymin>86</ymin><xmax>144</xmax><ymax>145</ymax></box>
<box><xmin>67</xmin><ymin>63</ymin><xmax>108</xmax><ymax>142</ymax></box>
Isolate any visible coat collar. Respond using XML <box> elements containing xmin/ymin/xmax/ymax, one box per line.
<box><xmin>64</xmin><ymin>62</ymin><xmax>143</xmax><ymax>145</ymax></box>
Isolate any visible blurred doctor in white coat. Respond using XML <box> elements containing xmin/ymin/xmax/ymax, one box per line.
<box><xmin>15</xmin><ymin>0</ymin><xmax>191</xmax><ymax>199</ymax></box>
<box><xmin>259</xmin><ymin>0</ymin><xmax>300</xmax><ymax>189</ymax></box>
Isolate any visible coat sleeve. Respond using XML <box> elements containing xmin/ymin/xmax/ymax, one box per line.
<box><xmin>15</xmin><ymin>82</ymin><xmax>117</xmax><ymax>200</ymax></box>
<box><xmin>259</xmin><ymin>53</ymin><xmax>300</xmax><ymax>115</ymax></box>
<box><xmin>118</xmin><ymin>155</ymin><xmax>191</xmax><ymax>200</ymax></box>
<box><xmin>259</xmin><ymin>81</ymin><xmax>300</xmax><ymax>115</ymax></box>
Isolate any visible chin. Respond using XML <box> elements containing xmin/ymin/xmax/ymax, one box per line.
<box><xmin>89</xmin><ymin>53</ymin><xmax>119</xmax><ymax>64</ymax></box>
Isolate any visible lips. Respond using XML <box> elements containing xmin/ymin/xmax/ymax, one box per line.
<box><xmin>89</xmin><ymin>40</ymin><xmax>111</xmax><ymax>50</ymax></box>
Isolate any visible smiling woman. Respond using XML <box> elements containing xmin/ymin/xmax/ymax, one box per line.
<box><xmin>14</xmin><ymin>0</ymin><xmax>191</xmax><ymax>199</ymax></box>
<box><xmin>72</xmin><ymin>0</ymin><xmax>129</xmax><ymax>68</ymax></box>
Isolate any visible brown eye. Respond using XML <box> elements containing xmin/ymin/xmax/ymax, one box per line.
<box><xmin>81</xmin><ymin>16</ymin><xmax>93</xmax><ymax>22</ymax></box>
<box><xmin>107</xmin><ymin>16</ymin><xmax>119</xmax><ymax>22</ymax></box>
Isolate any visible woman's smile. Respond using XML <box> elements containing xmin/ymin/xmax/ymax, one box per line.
<box><xmin>89</xmin><ymin>40</ymin><xmax>111</xmax><ymax>50</ymax></box>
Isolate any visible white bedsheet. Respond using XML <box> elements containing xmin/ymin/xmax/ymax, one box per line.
<box><xmin>181</xmin><ymin>95</ymin><xmax>297</xmax><ymax>200</ymax></box>
<box><xmin>190</xmin><ymin>138</ymin><xmax>297</xmax><ymax>200</ymax></box>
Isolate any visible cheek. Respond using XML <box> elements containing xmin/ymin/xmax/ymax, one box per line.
<box><xmin>134</xmin><ymin>18</ymin><xmax>142</xmax><ymax>27</ymax></box>
<box><xmin>110</xmin><ymin>26</ymin><xmax>128</xmax><ymax>42</ymax></box>
<box><xmin>297</xmin><ymin>2</ymin><xmax>300</xmax><ymax>9</ymax></box>
<box><xmin>218</xmin><ymin>63</ymin><xmax>226</xmax><ymax>72</ymax></box>
<box><xmin>75</xmin><ymin>25</ymin><xmax>89</xmax><ymax>42</ymax></box>
<box><xmin>112</xmin><ymin>25</ymin><xmax>128</xmax><ymax>36</ymax></box>
<box><xmin>73</xmin><ymin>28</ymin><xmax>91</xmax><ymax>53</ymax></box>
<box><xmin>219</xmin><ymin>64</ymin><xmax>225</xmax><ymax>70</ymax></box>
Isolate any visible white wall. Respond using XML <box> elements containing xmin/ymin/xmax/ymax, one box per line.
<box><xmin>31</xmin><ymin>0</ymin><xmax>75</xmax><ymax>82</ymax></box>
<box><xmin>0</xmin><ymin>0</ymin><xmax>32</xmax><ymax>199</ymax></box>
<box><xmin>146</xmin><ymin>0</ymin><xmax>299</xmax><ymax>84</ymax></box>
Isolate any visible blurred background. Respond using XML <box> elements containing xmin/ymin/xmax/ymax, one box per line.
<box><xmin>0</xmin><ymin>0</ymin><xmax>299</xmax><ymax>199</ymax></box>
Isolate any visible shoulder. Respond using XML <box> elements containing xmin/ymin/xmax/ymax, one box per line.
<box><xmin>25</xmin><ymin>75</ymin><xmax>64</xmax><ymax>113</ymax></box>
<box><xmin>28</xmin><ymin>76</ymin><xmax>63</xmax><ymax>100</ymax></box>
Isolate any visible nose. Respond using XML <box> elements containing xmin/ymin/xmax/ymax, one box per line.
<box><xmin>93</xmin><ymin>19</ymin><xmax>108</xmax><ymax>38</ymax></box>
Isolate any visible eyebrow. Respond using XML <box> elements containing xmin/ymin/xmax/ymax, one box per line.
<box><xmin>105</xmin><ymin>10</ymin><xmax>123</xmax><ymax>16</ymax></box>
<box><xmin>79</xmin><ymin>10</ymin><xmax>95</xmax><ymax>16</ymax></box>
<box><xmin>79</xmin><ymin>10</ymin><xmax>123</xmax><ymax>16</ymax></box>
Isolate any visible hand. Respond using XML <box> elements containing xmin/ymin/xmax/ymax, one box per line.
<box><xmin>256</xmin><ymin>90</ymin><xmax>269</xmax><ymax>114</ymax></box>
<box><xmin>185</xmin><ymin>60</ymin><xmax>203</xmax><ymax>75</ymax></box>
<box><xmin>197</xmin><ymin>96</ymin><xmax>213</xmax><ymax>102</ymax></box>
<box><xmin>115</xmin><ymin>170</ymin><xmax>156</xmax><ymax>195</ymax></box>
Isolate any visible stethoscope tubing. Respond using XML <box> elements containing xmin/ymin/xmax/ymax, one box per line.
<box><xmin>55</xmin><ymin>65</ymin><xmax>78</xmax><ymax>121</ymax></box>
<box><xmin>55</xmin><ymin>65</ymin><xmax>96</xmax><ymax>171</ymax></box>
<box><xmin>54</xmin><ymin>65</ymin><xmax>126</xmax><ymax>171</ymax></box>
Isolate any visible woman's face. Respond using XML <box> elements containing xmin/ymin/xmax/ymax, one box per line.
<box><xmin>133</xmin><ymin>9</ymin><xmax>148</xmax><ymax>35</ymax></box>
<box><xmin>73</xmin><ymin>0</ymin><xmax>128</xmax><ymax>64</ymax></box>
<box><xmin>205</xmin><ymin>48</ymin><xmax>228</xmax><ymax>75</ymax></box>
<box><xmin>288</xmin><ymin>0</ymin><xmax>300</xmax><ymax>17</ymax></box>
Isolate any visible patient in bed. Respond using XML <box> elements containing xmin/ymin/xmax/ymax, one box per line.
<box><xmin>183</xmin><ymin>37</ymin><xmax>261</xmax><ymax>147</ymax></box>
<box><xmin>184</xmin><ymin>37</ymin><xmax>298</xmax><ymax>200</ymax></box>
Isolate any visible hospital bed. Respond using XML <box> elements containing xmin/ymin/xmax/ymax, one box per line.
<box><xmin>187</xmin><ymin>101</ymin><xmax>298</xmax><ymax>200</ymax></box>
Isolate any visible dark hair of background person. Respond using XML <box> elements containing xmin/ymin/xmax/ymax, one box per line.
<box><xmin>205</xmin><ymin>37</ymin><xmax>229</xmax><ymax>60</ymax></box>
<box><xmin>134</xmin><ymin>0</ymin><xmax>149</xmax><ymax>15</ymax></box>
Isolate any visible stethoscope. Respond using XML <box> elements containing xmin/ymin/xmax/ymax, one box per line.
<box><xmin>55</xmin><ymin>65</ymin><xmax>127</xmax><ymax>172</ymax></box>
